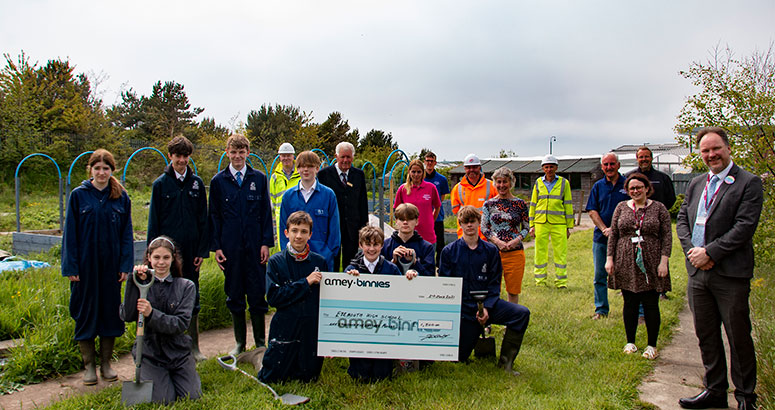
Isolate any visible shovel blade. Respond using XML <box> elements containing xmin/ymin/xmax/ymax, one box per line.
<box><xmin>280</xmin><ymin>393</ymin><xmax>310</xmax><ymax>406</ymax></box>
<box><xmin>122</xmin><ymin>380</ymin><xmax>154</xmax><ymax>406</ymax></box>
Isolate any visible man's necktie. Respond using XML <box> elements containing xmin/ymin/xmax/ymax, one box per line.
<box><xmin>341</xmin><ymin>172</ymin><xmax>347</xmax><ymax>185</ymax></box>
<box><xmin>236</xmin><ymin>171</ymin><xmax>243</xmax><ymax>187</ymax></box>
<box><xmin>691</xmin><ymin>175</ymin><xmax>719</xmax><ymax>248</ymax></box>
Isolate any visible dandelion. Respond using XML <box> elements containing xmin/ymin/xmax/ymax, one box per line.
<box><xmin>752</xmin><ymin>278</ymin><xmax>765</xmax><ymax>288</ymax></box>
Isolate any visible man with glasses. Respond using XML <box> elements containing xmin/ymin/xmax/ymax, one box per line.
<box><xmin>585</xmin><ymin>152</ymin><xmax>629</xmax><ymax>318</ymax></box>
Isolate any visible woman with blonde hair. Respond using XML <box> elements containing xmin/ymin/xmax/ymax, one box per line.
<box><xmin>62</xmin><ymin>149</ymin><xmax>133</xmax><ymax>385</ymax></box>
<box><xmin>393</xmin><ymin>159</ymin><xmax>441</xmax><ymax>244</ymax></box>
<box><xmin>482</xmin><ymin>167</ymin><xmax>530</xmax><ymax>304</ymax></box>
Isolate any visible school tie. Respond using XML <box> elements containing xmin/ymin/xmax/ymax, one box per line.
<box><xmin>691</xmin><ymin>175</ymin><xmax>718</xmax><ymax>248</ymax></box>
<box><xmin>340</xmin><ymin>172</ymin><xmax>347</xmax><ymax>185</ymax></box>
<box><xmin>236</xmin><ymin>171</ymin><xmax>243</xmax><ymax>187</ymax></box>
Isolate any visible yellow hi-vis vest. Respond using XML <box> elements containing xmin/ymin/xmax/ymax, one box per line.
<box><xmin>269</xmin><ymin>165</ymin><xmax>300</xmax><ymax>213</ymax></box>
<box><xmin>529</xmin><ymin>176</ymin><xmax>574</xmax><ymax>228</ymax></box>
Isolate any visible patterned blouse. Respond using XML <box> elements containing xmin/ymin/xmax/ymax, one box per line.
<box><xmin>482</xmin><ymin>197</ymin><xmax>530</xmax><ymax>250</ymax></box>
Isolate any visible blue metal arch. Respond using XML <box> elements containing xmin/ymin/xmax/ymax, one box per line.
<box><xmin>311</xmin><ymin>149</ymin><xmax>331</xmax><ymax>169</ymax></box>
<box><xmin>189</xmin><ymin>158</ymin><xmax>198</xmax><ymax>175</ymax></box>
<box><xmin>269</xmin><ymin>154</ymin><xmax>280</xmax><ymax>177</ymax></box>
<box><xmin>381</xmin><ymin>149</ymin><xmax>410</xmax><ymax>191</ymax></box>
<box><xmin>122</xmin><ymin>147</ymin><xmax>168</xmax><ymax>183</ymax></box>
<box><xmin>15</xmin><ymin>153</ymin><xmax>64</xmax><ymax>232</ymax></box>
<box><xmin>217</xmin><ymin>152</ymin><xmax>265</xmax><ymax>174</ymax></box>
<box><xmin>360</xmin><ymin>161</ymin><xmax>378</xmax><ymax>213</ymax></box>
<box><xmin>249</xmin><ymin>153</ymin><xmax>268</xmax><ymax>175</ymax></box>
<box><xmin>66</xmin><ymin>151</ymin><xmax>94</xmax><ymax>185</ymax></box>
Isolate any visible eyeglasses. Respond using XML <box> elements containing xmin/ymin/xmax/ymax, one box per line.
<box><xmin>628</xmin><ymin>186</ymin><xmax>645</xmax><ymax>192</ymax></box>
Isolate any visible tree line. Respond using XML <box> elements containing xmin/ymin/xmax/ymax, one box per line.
<box><xmin>0</xmin><ymin>52</ymin><xmax>402</xmax><ymax>183</ymax></box>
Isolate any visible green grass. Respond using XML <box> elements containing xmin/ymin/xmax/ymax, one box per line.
<box><xmin>42</xmin><ymin>229</ymin><xmax>687</xmax><ymax>409</ymax></box>
<box><xmin>0</xmin><ymin>252</ymin><xmax>231</xmax><ymax>389</ymax></box>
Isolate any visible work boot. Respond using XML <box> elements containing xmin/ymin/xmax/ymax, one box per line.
<box><xmin>251</xmin><ymin>313</ymin><xmax>266</xmax><ymax>348</ymax></box>
<box><xmin>188</xmin><ymin>313</ymin><xmax>207</xmax><ymax>362</ymax></box>
<box><xmin>99</xmin><ymin>337</ymin><xmax>118</xmax><ymax>382</ymax></box>
<box><xmin>497</xmin><ymin>329</ymin><xmax>525</xmax><ymax>376</ymax></box>
<box><xmin>230</xmin><ymin>311</ymin><xmax>247</xmax><ymax>356</ymax></box>
<box><xmin>78</xmin><ymin>340</ymin><xmax>98</xmax><ymax>385</ymax></box>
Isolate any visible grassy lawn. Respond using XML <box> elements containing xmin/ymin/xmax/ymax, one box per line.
<box><xmin>41</xmin><ymin>229</ymin><xmax>689</xmax><ymax>409</ymax></box>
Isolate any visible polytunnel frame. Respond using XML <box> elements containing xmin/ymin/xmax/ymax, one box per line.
<box><xmin>379</xmin><ymin>149</ymin><xmax>410</xmax><ymax>230</ymax></box>
<box><xmin>122</xmin><ymin>147</ymin><xmax>168</xmax><ymax>183</ymax></box>
<box><xmin>216</xmin><ymin>152</ymin><xmax>268</xmax><ymax>175</ymax></box>
<box><xmin>15</xmin><ymin>153</ymin><xmax>63</xmax><ymax>232</ymax></box>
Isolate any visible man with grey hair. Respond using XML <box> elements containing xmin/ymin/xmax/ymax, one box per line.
<box><xmin>318</xmin><ymin>141</ymin><xmax>369</xmax><ymax>271</ymax></box>
<box><xmin>585</xmin><ymin>152</ymin><xmax>629</xmax><ymax>319</ymax></box>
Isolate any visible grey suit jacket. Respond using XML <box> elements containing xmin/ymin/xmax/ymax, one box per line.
<box><xmin>676</xmin><ymin>163</ymin><xmax>763</xmax><ymax>278</ymax></box>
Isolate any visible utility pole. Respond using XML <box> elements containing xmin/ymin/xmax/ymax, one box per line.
<box><xmin>549</xmin><ymin>135</ymin><xmax>557</xmax><ymax>154</ymax></box>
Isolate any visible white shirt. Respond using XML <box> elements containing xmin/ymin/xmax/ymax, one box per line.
<box><xmin>174</xmin><ymin>168</ymin><xmax>187</xmax><ymax>182</ymax></box>
<box><xmin>335</xmin><ymin>163</ymin><xmax>349</xmax><ymax>180</ymax></box>
<box><xmin>299</xmin><ymin>180</ymin><xmax>317</xmax><ymax>203</ymax></box>
<box><xmin>364</xmin><ymin>257</ymin><xmax>378</xmax><ymax>274</ymax></box>
<box><xmin>229</xmin><ymin>164</ymin><xmax>247</xmax><ymax>180</ymax></box>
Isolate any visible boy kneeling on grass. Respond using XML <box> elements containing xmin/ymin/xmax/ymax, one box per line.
<box><xmin>258</xmin><ymin>211</ymin><xmax>327</xmax><ymax>383</ymax></box>
<box><xmin>439</xmin><ymin>205</ymin><xmax>530</xmax><ymax>375</ymax></box>
<box><xmin>382</xmin><ymin>203</ymin><xmax>436</xmax><ymax>276</ymax></box>
<box><xmin>345</xmin><ymin>225</ymin><xmax>416</xmax><ymax>382</ymax></box>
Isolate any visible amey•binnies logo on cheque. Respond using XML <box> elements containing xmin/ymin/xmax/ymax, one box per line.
<box><xmin>324</xmin><ymin>277</ymin><xmax>390</xmax><ymax>289</ymax></box>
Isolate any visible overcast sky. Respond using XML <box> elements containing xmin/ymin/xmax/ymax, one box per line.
<box><xmin>2</xmin><ymin>0</ymin><xmax>774</xmax><ymax>160</ymax></box>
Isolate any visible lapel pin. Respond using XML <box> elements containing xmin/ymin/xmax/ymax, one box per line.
<box><xmin>724</xmin><ymin>175</ymin><xmax>735</xmax><ymax>185</ymax></box>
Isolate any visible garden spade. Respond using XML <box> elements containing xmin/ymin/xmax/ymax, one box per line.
<box><xmin>217</xmin><ymin>355</ymin><xmax>310</xmax><ymax>405</ymax></box>
<box><xmin>121</xmin><ymin>269</ymin><xmax>155</xmax><ymax>406</ymax></box>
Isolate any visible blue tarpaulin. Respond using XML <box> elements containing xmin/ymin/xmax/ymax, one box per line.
<box><xmin>0</xmin><ymin>257</ymin><xmax>51</xmax><ymax>273</ymax></box>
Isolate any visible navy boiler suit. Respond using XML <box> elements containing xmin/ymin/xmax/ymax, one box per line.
<box><xmin>61</xmin><ymin>180</ymin><xmax>133</xmax><ymax>340</ymax></box>
<box><xmin>258</xmin><ymin>248</ymin><xmax>327</xmax><ymax>383</ymax></box>
<box><xmin>439</xmin><ymin>238</ymin><xmax>530</xmax><ymax>361</ymax></box>
<box><xmin>147</xmin><ymin>165</ymin><xmax>209</xmax><ymax>314</ymax></box>
<box><xmin>209</xmin><ymin>166</ymin><xmax>274</xmax><ymax>313</ymax></box>
<box><xmin>345</xmin><ymin>252</ymin><xmax>402</xmax><ymax>381</ymax></box>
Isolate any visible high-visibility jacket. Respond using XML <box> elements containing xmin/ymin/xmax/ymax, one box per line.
<box><xmin>529</xmin><ymin>176</ymin><xmax>574</xmax><ymax>228</ymax></box>
<box><xmin>269</xmin><ymin>164</ymin><xmax>300</xmax><ymax>234</ymax></box>
<box><xmin>451</xmin><ymin>176</ymin><xmax>497</xmax><ymax>239</ymax></box>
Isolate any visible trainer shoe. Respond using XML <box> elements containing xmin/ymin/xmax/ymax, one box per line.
<box><xmin>642</xmin><ymin>346</ymin><xmax>658</xmax><ymax>360</ymax></box>
<box><xmin>623</xmin><ymin>343</ymin><xmax>638</xmax><ymax>354</ymax></box>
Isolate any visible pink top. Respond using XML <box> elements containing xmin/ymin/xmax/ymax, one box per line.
<box><xmin>394</xmin><ymin>180</ymin><xmax>441</xmax><ymax>243</ymax></box>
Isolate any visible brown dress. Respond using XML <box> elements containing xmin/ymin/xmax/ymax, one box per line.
<box><xmin>607</xmin><ymin>200</ymin><xmax>672</xmax><ymax>293</ymax></box>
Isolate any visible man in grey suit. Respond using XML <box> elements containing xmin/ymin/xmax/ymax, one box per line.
<box><xmin>676</xmin><ymin>127</ymin><xmax>763</xmax><ymax>410</ymax></box>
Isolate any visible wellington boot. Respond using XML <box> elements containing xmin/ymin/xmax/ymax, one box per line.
<box><xmin>497</xmin><ymin>329</ymin><xmax>525</xmax><ymax>376</ymax></box>
<box><xmin>230</xmin><ymin>311</ymin><xmax>247</xmax><ymax>356</ymax></box>
<box><xmin>99</xmin><ymin>337</ymin><xmax>118</xmax><ymax>382</ymax></box>
<box><xmin>78</xmin><ymin>340</ymin><xmax>98</xmax><ymax>386</ymax></box>
<box><xmin>188</xmin><ymin>313</ymin><xmax>207</xmax><ymax>362</ymax></box>
<box><xmin>250</xmin><ymin>313</ymin><xmax>266</xmax><ymax>348</ymax></box>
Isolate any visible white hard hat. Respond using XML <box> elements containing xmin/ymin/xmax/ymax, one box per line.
<box><xmin>463</xmin><ymin>153</ymin><xmax>481</xmax><ymax>166</ymax></box>
<box><xmin>541</xmin><ymin>154</ymin><xmax>558</xmax><ymax>166</ymax></box>
<box><xmin>278</xmin><ymin>143</ymin><xmax>295</xmax><ymax>155</ymax></box>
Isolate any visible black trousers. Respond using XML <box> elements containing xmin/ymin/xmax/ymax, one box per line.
<box><xmin>688</xmin><ymin>270</ymin><xmax>756</xmax><ymax>403</ymax></box>
<box><xmin>434</xmin><ymin>220</ymin><xmax>445</xmax><ymax>267</ymax></box>
<box><xmin>622</xmin><ymin>290</ymin><xmax>660</xmax><ymax>346</ymax></box>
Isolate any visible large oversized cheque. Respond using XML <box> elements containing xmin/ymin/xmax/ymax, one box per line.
<box><xmin>318</xmin><ymin>272</ymin><xmax>462</xmax><ymax>361</ymax></box>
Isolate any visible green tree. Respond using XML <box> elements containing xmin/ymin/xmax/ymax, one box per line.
<box><xmin>245</xmin><ymin>104</ymin><xmax>309</xmax><ymax>151</ymax></box>
<box><xmin>144</xmin><ymin>81</ymin><xmax>203</xmax><ymax>142</ymax></box>
<box><xmin>358</xmin><ymin>129</ymin><xmax>398</xmax><ymax>151</ymax></box>
<box><xmin>0</xmin><ymin>52</ymin><xmax>41</xmax><ymax>169</ymax></box>
<box><xmin>317</xmin><ymin>111</ymin><xmax>358</xmax><ymax>156</ymax></box>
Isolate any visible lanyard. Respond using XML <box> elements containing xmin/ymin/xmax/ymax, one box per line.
<box><xmin>703</xmin><ymin>174</ymin><xmax>721</xmax><ymax>211</ymax></box>
<box><xmin>631</xmin><ymin>205</ymin><xmax>645</xmax><ymax>233</ymax></box>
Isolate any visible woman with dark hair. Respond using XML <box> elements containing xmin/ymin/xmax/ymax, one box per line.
<box><xmin>61</xmin><ymin>148</ymin><xmax>133</xmax><ymax>385</ymax></box>
<box><xmin>605</xmin><ymin>173</ymin><xmax>672</xmax><ymax>360</ymax></box>
<box><xmin>393</xmin><ymin>159</ymin><xmax>441</xmax><ymax>245</ymax></box>
<box><xmin>120</xmin><ymin>236</ymin><xmax>202</xmax><ymax>404</ymax></box>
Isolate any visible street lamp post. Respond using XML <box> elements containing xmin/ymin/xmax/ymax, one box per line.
<box><xmin>549</xmin><ymin>135</ymin><xmax>557</xmax><ymax>154</ymax></box>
